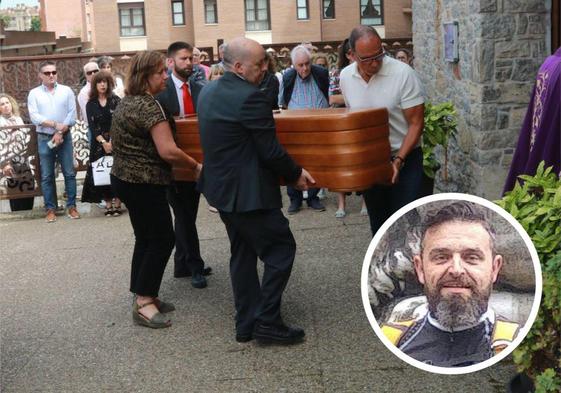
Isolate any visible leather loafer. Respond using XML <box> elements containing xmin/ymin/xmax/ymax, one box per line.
<box><xmin>287</xmin><ymin>200</ymin><xmax>302</xmax><ymax>215</ymax></box>
<box><xmin>307</xmin><ymin>198</ymin><xmax>326</xmax><ymax>211</ymax></box>
<box><xmin>174</xmin><ymin>266</ymin><xmax>213</xmax><ymax>278</ymax></box>
<box><xmin>191</xmin><ymin>272</ymin><xmax>207</xmax><ymax>289</ymax></box>
<box><xmin>235</xmin><ymin>332</ymin><xmax>253</xmax><ymax>343</ymax></box>
<box><xmin>253</xmin><ymin>323</ymin><xmax>305</xmax><ymax>344</ymax></box>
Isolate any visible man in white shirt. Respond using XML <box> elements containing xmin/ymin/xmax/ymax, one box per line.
<box><xmin>77</xmin><ymin>61</ymin><xmax>99</xmax><ymax>142</ymax></box>
<box><xmin>340</xmin><ymin>25</ymin><xmax>425</xmax><ymax>236</ymax></box>
<box><xmin>27</xmin><ymin>60</ymin><xmax>78</xmax><ymax>222</ymax></box>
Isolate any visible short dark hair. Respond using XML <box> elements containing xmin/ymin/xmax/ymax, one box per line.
<box><xmin>167</xmin><ymin>41</ymin><xmax>193</xmax><ymax>58</ymax></box>
<box><xmin>38</xmin><ymin>60</ymin><xmax>56</xmax><ymax>72</ymax></box>
<box><xmin>349</xmin><ymin>25</ymin><xmax>381</xmax><ymax>51</ymax></box>
<box><xmin>420</xmin><ymin>201</ymin><xmax>497</xmax><ymax>255</ymax></box>
<box><xmin>89</xmin><ymin>71</ymin><xmax>115</xmax><ymax>101</ymax></box>
<box><xmin>337</xmin><ymin>38</ymin><xmax>351</xmax><ymax>70</ymax></box>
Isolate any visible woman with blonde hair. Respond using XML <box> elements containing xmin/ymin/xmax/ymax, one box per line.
<box><xmin>0</xmin><ymin>93</ymin><xmax>35</xmax><ymax>211</ymax></box>
<box><xmin>209</xmin><ymin>63</ymin><xmax>225</xmax><ymax>81</ymax></box>
<box><xmin>111</xmin><ymin>50</ymin><xmax>202</xmax><ymax>329</ymax></box>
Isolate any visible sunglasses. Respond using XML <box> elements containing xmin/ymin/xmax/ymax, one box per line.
<box><xmin>354</xmin><ymin>49</ymin><xmax>386</xmax><ymax>64</ymax></box>
<box><xmin>86</xmin><ymin>69</ymin><xmax>99</xmax><ymax>75</ymax></box>
<box><xmin>42</xmin><ymin>71</ymin><xmax>57</xmax><ymax>76</ymax></box>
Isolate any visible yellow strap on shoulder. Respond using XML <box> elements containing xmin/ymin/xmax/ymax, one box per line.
<box><xmin>381</xmin><ymin>320</ymin><xmax>416</xmax><ymax>346</ymax></box>
<box><xmin>492</xmin><ymin>320</ymin><xmax>520</xmax><ymax>354</ymax></box>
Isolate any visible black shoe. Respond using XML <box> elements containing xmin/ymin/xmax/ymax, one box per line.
<box><xmin>174</xmin><ymin>266</ymin><xmax>213</xmax><ymax>278</ymax></box>
<box><xmin>287</xmin><ymin>200</ymin><xmax>302</xmax><ymax>215</ymax></box>
<box><xmin>191</xmin><ymin>272</ymin><xmax>207</xmax><ymax>289</ymax></box>
<box><xmin>253</xmin><ymin>323</ymin><xmax>305</xmax><ymax>344</ymax></box>
<box><xmin>236</xmin><ymin>332</ymin><xmax>253</xmax><ymax>343</ymax></box>
<box><xmin>307</xmin><ymin>198</ymin><xmax>326</xmax><ymax>211</ymax></box>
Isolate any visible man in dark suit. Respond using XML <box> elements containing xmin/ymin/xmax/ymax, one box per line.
<box><xmin>156</xmin><ymin>41</ymin><xmax>211</xmax><ymax>289</ymax></box>
<box><xmin>197</xmin><ymin>37</ymin><xmax>315</xmax><ymax>344</ymax></box>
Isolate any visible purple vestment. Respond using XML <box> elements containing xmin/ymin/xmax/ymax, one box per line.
<box><xmin>503</xmin><ymin>48</ymin><xmax>561</xmax><ymax>194</ymax></box>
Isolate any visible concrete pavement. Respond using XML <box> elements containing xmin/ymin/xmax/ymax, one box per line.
<box><xmin>0</xmin><ymin>190</ymin><xmax>516</xmax><ymax>392</ymax></box>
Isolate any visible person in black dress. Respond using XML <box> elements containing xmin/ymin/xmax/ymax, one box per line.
<box><xmin>81</xmin><ymin>71</ymin><xmax>121</xmax><ymax>215</ymax></box>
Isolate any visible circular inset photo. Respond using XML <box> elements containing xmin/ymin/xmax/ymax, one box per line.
<box><xmin>360</xmin><ymin>193</ymin><xmax>542</xmax><ymax>374</ymax></box>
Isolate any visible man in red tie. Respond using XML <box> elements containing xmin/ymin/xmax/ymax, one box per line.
<box><xmin>156</xmin><ymin>41</ymin><xmax>211</xmax><ymax>289</ymax></box>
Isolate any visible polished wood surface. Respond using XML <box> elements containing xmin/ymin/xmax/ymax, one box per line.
<box><xmin>174</xmin><ymin>108</ymin><xmax>392</xmax><ymax>192</ymax></box>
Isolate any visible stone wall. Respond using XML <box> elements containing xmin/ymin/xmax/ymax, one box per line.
<box><xmin>413</xmin><ymin>0</ymin><xmax>550</xmax><ymax>198</ymax></box>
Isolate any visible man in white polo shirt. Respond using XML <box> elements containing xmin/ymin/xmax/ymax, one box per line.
<box><xmin>340</xmin><ymin>25</ymin><xmax>425</xmax><ymax>236</ymax></box>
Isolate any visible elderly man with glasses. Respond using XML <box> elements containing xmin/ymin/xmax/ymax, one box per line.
<box><xmin>77</xmin><ymin>61</ymin><xmax>100</xmax><ymax>142</ymax></box>
<box><xmin>340</xmin><ymin>25</ymin><xmax>425</xmax><ymax>236</ymax></box>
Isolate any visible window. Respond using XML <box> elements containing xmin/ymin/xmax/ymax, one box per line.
<box><xmin>245</xmin><ymin>0</ymin><xmax>270</xmax><ymax>31</ymax></box>
<box><xmin>204</xmin><ymin>0</ymin><xmax>218</xmax><ymax>24</ymax></box>
<box><xmin>323</xmin><ymin>0</ymin><xmax>335</xmax><ymax>19</ymax></box>
<box><xmin>360</xmin><ymin>0</ymin><xmax>383</xmax><ymax>26</ymax></box>
<box><xmin>172</xmin><ymin>1</ymin><xmax>185</xmax><ymax>25</ymax></box>
<box><xmin>119</xmin><ymin>3</ymin><xmax>145</xmax><ymax>36</ymax></box>
<box><xmin>297</xmin><ymin>0</ymin><xmax>309</xmax><ymax>20</ymax></box>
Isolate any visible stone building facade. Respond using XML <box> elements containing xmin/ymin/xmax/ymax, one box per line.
<box><xmin>413</xmin><ymin>0</ymin><xmax>552</xmax><ymax>198</ymax></box>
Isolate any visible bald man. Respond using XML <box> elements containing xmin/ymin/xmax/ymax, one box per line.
<box><xmin>197</xmin><ymin>37</ymin><xmax>314</xmax><ymax>345</ymax></box>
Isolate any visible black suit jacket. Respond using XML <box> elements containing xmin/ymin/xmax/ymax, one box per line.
<box><xmin>197</xmin><ymin>72</ymin><xmax>302</xmax><ymax>213</ymax></box>
<box><xmin>155</xmin><ymin>75</ymin><xmax>206</xmax><ymax>116</ymax></box>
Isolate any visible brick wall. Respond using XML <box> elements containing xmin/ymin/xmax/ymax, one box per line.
<box><xmin>40</xmin><ymin>0</ymin><xmax>83</xmax><ymax>38</ymax></box>
<box><xmin>192</xmin><ymin>0</ymin><xmax>246</xmax><ymax>54</ymax></box>
<box><xmin>85</xmin><ymin>0</ymin><xmax>412</xmax><ymax>56</ymax></box>
<box><xmin>91</xmin><ymin>1</ymin><xmax>120</xmax><ymax>52</ymax></box>
<box><xmin>271</xmin><ymin>0</ymin><xmax>322</xmax><ymax>43</ymax></box>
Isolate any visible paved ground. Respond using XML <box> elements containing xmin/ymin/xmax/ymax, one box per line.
<box><xmin>1</xmin><ymin>190</ymin><xmax>517</xmax><ymax>392</ymax></box>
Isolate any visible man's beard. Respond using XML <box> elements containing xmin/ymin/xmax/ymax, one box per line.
<box><xmin>174</xmin><ymin>65</ymin><xmax>192</xmax><ymax>80</ymax></box>
<box><xmin>426</xmin><ymin>275</ymin><xmax>491</xmax><ymax>331</ymax></box>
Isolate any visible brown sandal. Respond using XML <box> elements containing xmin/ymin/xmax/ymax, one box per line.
<box><xmin>132</xmin><ymin>301</ymin><xmax>171</xmax><ymax>329</ymax></box>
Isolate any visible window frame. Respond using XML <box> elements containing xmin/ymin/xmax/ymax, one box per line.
<box><xmin>244</xmin><ymin>0</ymin><xmax>271</xmax><ymax>31</ymax></box>
<box><xmin>296</xmin><ymin>0</ymin><xmax>309</xmax><ymax>20</ymax></box>
<box><xmin>322</xmin><ymin>0</ymin><xmax>335</xmax><ymax>19</ymax></box>
<box><xmin>359</xmin><ymin>0</ymin><xmax>383</xmax><ymax>26</ymax></box>
<box><xmin>171</xmin><ymin>0</ymin><xmax>185</xmax><ymax>26</ymax></box>
<box><xmin>204</xmin><ymin>0</ymin><xmax>218</xmax><ymax>24</ymax></box>
<box><xmin>118</xmin><ymin>3</ymin><xmax>146</xmax><ymax>37</ymax></box>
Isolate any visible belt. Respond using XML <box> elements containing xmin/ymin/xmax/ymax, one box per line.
<box><xmin>36</xmin><ymin>132</ymin><xmax>54</xmax><ymax>136</ymax></box>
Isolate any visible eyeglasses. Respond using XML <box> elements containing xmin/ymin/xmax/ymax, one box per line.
<box><xmin>42</xmin><ymin>71</ymin><xmax>57</xmax><ymax>76</ymax></box>
<box><xmin>86</xmin><ymin>69</ymin><xmax>99</xmax><ymax>75</ymax></box>
<box><xmin>354</xmin><ymin>49</ymin><xmax>386</xmax><ymax>64</ymax></box>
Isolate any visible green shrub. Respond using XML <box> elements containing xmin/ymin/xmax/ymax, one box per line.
<box><xmin>422</xmin><ymin>102</ymin><xmax>457</xmax><ymax>179</ymax></box>
<box><xmin>496</xmin><ymin>162</ymin><xmax>561</xmax><ymax>392</ymax></box>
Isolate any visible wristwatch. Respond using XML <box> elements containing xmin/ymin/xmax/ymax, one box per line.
<box><xmin>57</xmin><ymin>130</ymin><xmax>64</xmax><ymax>136</ymax></box>
<box><xmin>392</xmin><ymin>155</ymin><xmax>405</xmax><ymax>169</ymax></box>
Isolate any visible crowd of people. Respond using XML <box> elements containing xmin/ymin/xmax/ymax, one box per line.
<box><xmin>1</xmin><ymin>27</ymin><xmax>423</xmax><ymax>342</ymax></box>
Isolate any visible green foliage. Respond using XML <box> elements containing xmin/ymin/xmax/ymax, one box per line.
<box><xmin>0</xmin><ymin>14</ymin><xmax>11</xmax><ymax>28</ymax></box>
<box><xmin>422</xmin><ymin>102</ymin><xmax>457</xmax><ymax>179</ymax></box>
<box><xmin>496</xmin><ymin>162</ymin><xmax>561</xmax><ymax>392</ymax></box>
<box><xmin>29</xmin><ymin>15</ymin><xmax>40</xmax><ymax>32</ymax></box>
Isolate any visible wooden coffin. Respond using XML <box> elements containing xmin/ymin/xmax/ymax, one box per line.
<box><xmin>174</xmin><ymin>107</ymin><xmax>392</xmax><ymax>192</ymax></box>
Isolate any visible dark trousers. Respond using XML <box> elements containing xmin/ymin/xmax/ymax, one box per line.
<box><xmin>219</xmin><ymin>209</ymin><xmax>296</xmax><ymax>335</ymax></box>
<box><xmin>363</xmin><ymin>147</ymin><xmax>424</xmax><ymax>236</ymax></box>
<box><xmin>167</xmin><ymin>181</ymin><xmax>205</xmax><ymax>276</ymax></box>
<box><xmin>111</xmin><ymin>175</ymin><xmax>175</xmax><ymax>297</ymax></box>
<box><xmin>287</xmin><ymin>186</ymin><xmax>320</xmax><ymax>204</ymax></box>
